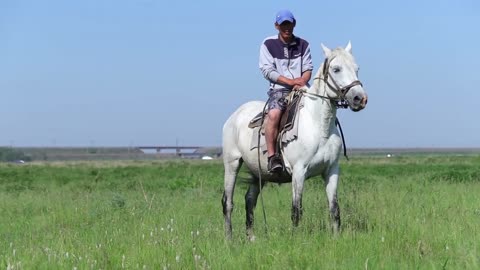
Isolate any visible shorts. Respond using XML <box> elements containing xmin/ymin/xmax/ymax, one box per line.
<box><xmin>267</xmin><ymin>88</ymin><xmax>291</xmax><ymax>112</ymax></box>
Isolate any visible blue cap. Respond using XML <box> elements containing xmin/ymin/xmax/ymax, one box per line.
<box><xmin>275</xmin><ymin>10</ymin><xmax>295</xmax><ymax>24</ymax></box>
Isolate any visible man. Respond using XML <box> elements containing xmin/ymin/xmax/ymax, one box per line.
<box><xmin>259</xmin><ymin>9</ymin><xmax>313</xmax><ymax>172</ymax></box>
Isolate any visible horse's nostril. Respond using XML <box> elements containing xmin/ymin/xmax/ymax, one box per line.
<box><xmin>353</xmin><ymin>96</ymin><xmax>361</xmax><ymax>102</ymax></box>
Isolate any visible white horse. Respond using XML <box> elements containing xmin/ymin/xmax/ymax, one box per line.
<box><xmin>222</xmin><ymin>42</ymin><xmax>368</xmax><ymax>240</ymax></box>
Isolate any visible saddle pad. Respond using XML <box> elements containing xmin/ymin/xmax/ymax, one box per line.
<box><xmin>250</xmin><ymin>93</ymin><xmax>304</xmax><ymax>151</ymax></box>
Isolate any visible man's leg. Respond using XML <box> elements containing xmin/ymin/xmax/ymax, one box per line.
<box><xmin>265</xmin><ymin>109</ymin><xmax>281</xmax><ymax>157</ymax></box>
<box><xmin>265</xmin><ymin>108</ymin><xmax>283</xmax><ymax>172</ymax></box>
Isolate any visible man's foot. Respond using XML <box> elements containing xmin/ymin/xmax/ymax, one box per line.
<box><xmin>268</xmin><ymin>154</ymin><xmax>283</xmax><ymax>173</ymax></box>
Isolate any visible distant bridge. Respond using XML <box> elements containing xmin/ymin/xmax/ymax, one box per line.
<box><xmin>136</xmin><ymin>146</ymin><xmax>221</xmax><ymax>158</ymax></box>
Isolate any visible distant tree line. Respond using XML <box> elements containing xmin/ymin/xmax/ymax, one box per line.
<box><xmin>0</xmin><ymin>147</ymin><xmax>32</xmax><ymax>162</ymax></box>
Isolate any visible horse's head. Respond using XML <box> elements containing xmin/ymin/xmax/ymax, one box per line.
<box><xmin>319</xmin><ymin>42</ymin><xmax>368</xmax><ymax>112</ymax></box>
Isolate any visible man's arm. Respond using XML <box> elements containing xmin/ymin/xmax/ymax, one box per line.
<box><xmin>259</xmin><ymin>43</ymin><xmax>281</xmax><ymax>82</ymax></box>
<box><xmin>292</xmin><ymin>70</ymin><xmax>312</xmax><ymax>90</ymax></box>
<box><xmin>276</xmin><ymin>75</ymin><xmax>296</xmax><ymax>87</ymax></box>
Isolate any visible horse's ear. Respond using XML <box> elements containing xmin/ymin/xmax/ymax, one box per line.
<box><xmin>321</xmin><ymin>43</ymin><xmax>331</xmax><ymax>56</ymax></box>
<box><xmin>345</xmin><ymin>41</ymin><xmax>352</xmax><ymax>53</ymax></box>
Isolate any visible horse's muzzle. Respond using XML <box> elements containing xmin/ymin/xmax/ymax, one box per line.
<box><xmin>350</xmin><ymin>92</ymin><xmax>368</xmax><ymax>112</ymax></box>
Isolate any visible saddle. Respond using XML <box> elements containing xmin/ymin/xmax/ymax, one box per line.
<box><xmin>248</xmin><ymin>90</ymin><xmax>304</xmax><ymax>154</ymax></box>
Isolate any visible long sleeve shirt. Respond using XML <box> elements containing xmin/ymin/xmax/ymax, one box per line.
<box><xmin>259</xmin><ymin>35</ymin><xmax>313</xmax><ymax>91</ymax></box>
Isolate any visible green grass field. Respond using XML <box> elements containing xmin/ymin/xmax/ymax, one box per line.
<box><xmin>1</xmin><ymin>156</ymin><xmax>480</xmax><ymax>269</ymax></box>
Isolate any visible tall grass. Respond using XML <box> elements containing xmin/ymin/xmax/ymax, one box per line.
<box><xmin>0</xmin><ymin>156</ymin><xmax>479</xmax><ymax>269</ymax></box>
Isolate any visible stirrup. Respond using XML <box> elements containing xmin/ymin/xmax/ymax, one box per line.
<box><xmin>268</xmin><ymin>154</ymin><xmax>283</xmax><ymax>173</ymax></box>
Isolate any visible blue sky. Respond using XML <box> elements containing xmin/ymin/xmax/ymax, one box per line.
<box><xmin>1</xmin><ymin>0</ymin><xmax>479</xmax><ymax>147</ymax></box>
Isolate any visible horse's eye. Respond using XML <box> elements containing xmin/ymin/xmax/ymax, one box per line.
<box><xmin>332</xmin><ymin>66</ymin><xmax>341</xmax><ymax>73</ymax></box>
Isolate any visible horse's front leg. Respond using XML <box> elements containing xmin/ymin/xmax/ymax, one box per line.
<box><xmin>291</xmin><ymin>167</ymin><xmax>306</xmax><ymax>227</ymax></box>
<box><xmin>325</xmin><ymin>163</ymin><xmax>341</xmax><ymax>234</ymax></box>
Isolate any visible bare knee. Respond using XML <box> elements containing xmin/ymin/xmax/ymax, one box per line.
<box><xmin>267</xmin><ymin>109</ymin><xmax>282</xmax><ymax>125</ymax></box>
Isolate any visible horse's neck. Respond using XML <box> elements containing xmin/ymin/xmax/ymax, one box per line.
<box><xmin>302</xmin><ymin>65</ymin><xmax>337</xmax><ymax>138</ymax></box>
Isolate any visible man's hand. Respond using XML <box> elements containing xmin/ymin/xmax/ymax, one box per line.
<box><xmin>291</xmin><ymin>78</ymin><xmax>306</xmax><ymax>91</ymax></box>
<box><xmin>276</xmin><ymin>74</ymin><xmax>311</xmax><ymax>90</ymax></box>
<box><xmin>292</xmin><ymin>78</ymin><xmax>306</xmax><ymax>87</ymax></box>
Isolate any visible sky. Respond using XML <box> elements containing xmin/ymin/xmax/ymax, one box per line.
<box><xmin>1</xmin><ymin>0</ymin><xmax>479</xmax><ymax>148</ymax></box>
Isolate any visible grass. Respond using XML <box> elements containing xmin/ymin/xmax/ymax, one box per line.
<box><xmin>0</xmin><ymin>156</ymin><xmax>479</xmax><ymax>269</ymax></box>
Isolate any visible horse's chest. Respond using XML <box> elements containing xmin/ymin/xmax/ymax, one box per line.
<box><xmin>305</xmin><ymin>139</ymin><xmax>342</xmax><ymax>176</ymax></box>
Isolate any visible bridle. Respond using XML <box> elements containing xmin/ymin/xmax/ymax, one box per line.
<box><xmin>306</xmin><ymin>55</ymin><xmax>363</xmax><ymax>108</ymax></box>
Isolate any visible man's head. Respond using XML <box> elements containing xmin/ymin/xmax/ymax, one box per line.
<box><xmin>274</xmin><ymin>10</ymin><xmax>296</xmax><ymax>43</ymax></box>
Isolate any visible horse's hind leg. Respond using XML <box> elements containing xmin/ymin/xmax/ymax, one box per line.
<box><xmin>245</xmin><ymin>179</ymin><xmax>264</xmax><ymax>241</ymax></box>
<box><xmin>222</xmin><ymin>156</ymin><xmax>243</xmax><ymax>240</ymax></box>
<box><xmin>325</xmin><ymin>164</ymin><xmax>341</xmax><ymax>234</ymax></box>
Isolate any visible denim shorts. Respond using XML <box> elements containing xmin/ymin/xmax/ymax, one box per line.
<box><xmin>267</xmin><ymin>88</ymin><xmax>291</xmax><ymax>112</ymax></box>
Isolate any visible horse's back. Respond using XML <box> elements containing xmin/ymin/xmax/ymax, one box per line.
<box><xmin>222</xmin><ymin>101</ymin><xmax>265</xmax><ymax>158</ymax></box>
<box><xmin>223</xmin><ymin>100</ymin><xmax>264</xmax><ymax>133</ymax></box>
